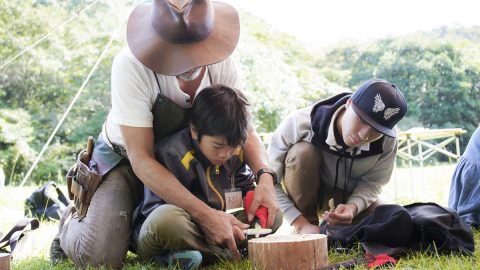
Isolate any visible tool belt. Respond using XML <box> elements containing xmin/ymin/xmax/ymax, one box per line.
<box><xmin>66</xmin><ymin>137</ymin><xmax>102</xmax><ymax>221</ymax></box>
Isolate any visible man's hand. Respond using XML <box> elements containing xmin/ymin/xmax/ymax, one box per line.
<box><xmin>247</xmin><ymin>174</ymin><xmax>279</xmax><ymax>227</ymax></box>
<box><xmin>292</xmin><ymin>215</ymin><xmax>320</xmax><ymax>234</ymax></box>
<box><xmin>241</xmin><ymin>123</ymin><xmax>279</xmax><ymax>228</ymax></box>
<box><xmin>321</xmin><ymin>203</ymin><xmax>358</xmax><ymax>225</ymax></box>
<box><xmin>195</xmin><ymin>209</ymin><xmax>249</xmax><ymax>261</ymax></box>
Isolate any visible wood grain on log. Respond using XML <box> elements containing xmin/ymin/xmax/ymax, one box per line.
<box><xmin>248</xmin><ymin>234</ymin><xmax>328</xmax><ymax>270</ymax></box>
<box><xmin>0</xmin><ymin>253</ymin><xmax>10</xmax><ymax>270</ymax></box>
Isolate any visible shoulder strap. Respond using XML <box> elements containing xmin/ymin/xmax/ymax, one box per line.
<box><xmin>153</xmin><ymin>71</ymin><xmax>163</xmax><ymax>94</ymax></box>
<box><xmin>207</xmin><ymin>66</ymin><xmax>213</xmax><ymax>84</ymax></box>
<box><xmin>0</xmin><ymin>218</ymin><xmax>39</xmax><ymax>252</ymax></box>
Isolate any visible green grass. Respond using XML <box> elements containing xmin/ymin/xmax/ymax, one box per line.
<box><xmin>1</xmin><ymin>164</ymin><xmax>479</xmax><ymax>269</ymax></box>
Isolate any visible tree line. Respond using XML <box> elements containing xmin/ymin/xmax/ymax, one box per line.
<box><xmin>1</xmin><ymin>0</ymin><xmax>478</xmax><ymax>185</ymax></box>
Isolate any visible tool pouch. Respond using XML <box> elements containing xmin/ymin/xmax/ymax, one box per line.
<box><xmin>66</xmin><ymin>149</ymin><xmax>102</xmax><ymax>221</ymax></box>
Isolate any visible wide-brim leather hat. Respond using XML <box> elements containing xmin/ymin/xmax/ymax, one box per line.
<box><xmin>127</xmin><ymin>0</ymin><xmax>240</xmax><ymax>76</ymax></box>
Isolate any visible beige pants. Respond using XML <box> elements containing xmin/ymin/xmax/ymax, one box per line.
<box><xmin>136</xmin><ymin>204</ymin><xmax>283</xmax><ymax>263</ymax></box>
<box><xmin>284</xmin><ymin>141</ymin><xmax>379</xmax><ymax>225</ymax></box>
<box><xmin>59</xmin><ymin>164</ymin><xmax>143</xmax><ymax>269</ymax></box>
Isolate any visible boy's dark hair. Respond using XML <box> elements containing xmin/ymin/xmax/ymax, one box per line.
<box><xmin>191</xmin><ymin>84</ymin><xmax>250</xmax><ymax>146</ymax></box>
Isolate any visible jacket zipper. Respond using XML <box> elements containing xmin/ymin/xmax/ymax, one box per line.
<box><xmin>206</xmin><ymin>166</ymin><xmax>225</xmax><ymax>211</ymax></box>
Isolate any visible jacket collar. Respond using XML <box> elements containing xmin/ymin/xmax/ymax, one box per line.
<box><xmin>310</xmin><ymin>93</ymin><xmax>385</xmax><ymax>158</ymax></box>
<box><xmin>325</xmin><ymin>104</ymin><xmax>371</xmax><ymax>155</ymax></box>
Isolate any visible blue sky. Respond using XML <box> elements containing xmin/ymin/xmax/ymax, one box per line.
<box><xmin>224</xmin><ymin>0</ymin><xmax>480</xmax><ymax>47</ymax></box>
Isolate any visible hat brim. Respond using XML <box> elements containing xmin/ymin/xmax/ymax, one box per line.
<box><xmin>127</xmin><ymin>1</ymin><xmax>240</xmax><ymax>76</ymax></box>
<box><xmin>352</xmin><ymin>103</ymin><xmax>397</xmax><ymax>138</ymax></box>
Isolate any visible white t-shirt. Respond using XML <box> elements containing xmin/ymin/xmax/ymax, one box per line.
<box><xmin>102</xmin><ymin>47</ymin><xmax>241</xmax><ymax>147</ymax></box>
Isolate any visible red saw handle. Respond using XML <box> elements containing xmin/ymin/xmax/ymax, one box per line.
<box><xmin>244</xmin><ymin>190</ymin><xmax>268</xmax><ymax>228</ymax></box>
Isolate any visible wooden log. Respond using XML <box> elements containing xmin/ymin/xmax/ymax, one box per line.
<box><xmin>248</xmin><ymin>234</ymin><xmax>328</xmax><ymax>270</ymax></box>
<box><xmin>0</xmin><ymin>253</ymin><xmax>10</xmax><ymax>270</ymax></box>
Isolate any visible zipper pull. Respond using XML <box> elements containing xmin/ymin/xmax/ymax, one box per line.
<box><xmin>215</xmin><ymin>165</ymin><xmax>220</xmax><ymax>175</ymax></box>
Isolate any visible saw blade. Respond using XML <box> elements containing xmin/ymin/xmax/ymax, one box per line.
<box><xmin>243</xmin><ymin>228</ymin><xmax>272</xmax><ymax>236</ymax></box>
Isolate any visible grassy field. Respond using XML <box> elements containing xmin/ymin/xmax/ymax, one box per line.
<box><xmin>0</xmin><ymin>164</ymin><xmax>478</xmax><ymax>269</ymax></box>
<box><xmin>383</xmin><ymin>163</ymin><xmax>457</xmax><ymax>206</ymax></box>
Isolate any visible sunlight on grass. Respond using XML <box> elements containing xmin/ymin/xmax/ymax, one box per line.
<box><xmin>383</xmin><ymin>164</ymin><xmax>456</xmax><ymax>206</ymax></box>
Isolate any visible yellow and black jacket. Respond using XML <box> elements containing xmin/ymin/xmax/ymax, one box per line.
<box><xmin>140</xmin><ymin>127</ymin><xmax>255</xmax><ymax>218</ymax></box>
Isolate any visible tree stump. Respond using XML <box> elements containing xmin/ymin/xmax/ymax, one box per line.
<box><xmin>248</xmin><ymin>234</ymin><xmax>328</xmax><ymax>270</ymax></box>
<box><xmin>0</xmin><ymin>253</ymin><xmax>10</xmax><ymax>270</ymax></box>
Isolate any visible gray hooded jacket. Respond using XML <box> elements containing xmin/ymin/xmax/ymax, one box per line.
<box><xmin>268</xmin><ymin>93</ymin><xmax>398</xmax><ymax>224</ymax></box>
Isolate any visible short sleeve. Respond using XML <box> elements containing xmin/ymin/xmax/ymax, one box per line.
<box><xmin>109</xmin><ymin>51</ymin><xmax>155</xmax><ymax>127</ymax></box>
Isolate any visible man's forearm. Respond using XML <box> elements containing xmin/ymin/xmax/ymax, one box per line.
<box><xmin>243</xmin><ymin>125</ymin><xmax>272</xmax><ymax>176</ymax></box>
<box><xmin>242</xmin><ymin>124</ymin><xmax>279</xmax><ymax>226</ymax></box>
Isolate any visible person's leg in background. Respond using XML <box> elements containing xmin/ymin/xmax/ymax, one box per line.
<box><xmin>283</xmin><ymin>142</ymin><xmax>323</xmax><ymax>225</ymax></box>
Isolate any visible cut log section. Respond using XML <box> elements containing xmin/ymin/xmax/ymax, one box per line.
<box><xmin>248</xmin><ymin>234</ymin><xmax>328</xmax><ymax>270</ymax></box>
<box><xmin>0</xmin><ymin>253</ymin><xmax>10</xmax><ymax>270</ymax></box>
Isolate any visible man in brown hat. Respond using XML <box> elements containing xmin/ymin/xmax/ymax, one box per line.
<box><xmin>51</xmin><ymin>0</ymin><xmax>279</xmax><ymax>268</ymax></box>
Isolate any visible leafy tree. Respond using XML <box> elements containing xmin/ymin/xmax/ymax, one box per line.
<box><xmin>234</xmin><ymin>13</ymin><xmax>345</xmax><ymax>132</ymax></box>
<box><xmin>1</xmin><ymin>0</ymin><xmax>479</xmax><ymax>184</ymax></box>
<box><xmin>0</xmin><ymin>0</ymin><xmax>130</xmax><ymax>185</ymax></box>
<box><xmin>0</xmin><ymin>109</ymin><xmax>35</xmax><ymax>185</ymax></box>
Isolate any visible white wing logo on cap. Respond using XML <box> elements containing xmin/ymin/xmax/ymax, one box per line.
<box><xmin>372</xmin><ymin>94</ymin><xmax>400</xmax><ymax>120</ymax></box>
<box><xmin>372</xmin><ymin>94</ymin><xmax>385</xmax><ymax>113</ymax></box>
<box><xmin>384</xmin><ymin>108</ymin><xmax>400</xmax><ymax>120</ymax></box>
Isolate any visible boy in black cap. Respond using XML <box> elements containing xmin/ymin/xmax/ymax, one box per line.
<box><xmin>268</xmin><ymin>79</ymin><xmax>407</xmax><ymax>234</ymax></box>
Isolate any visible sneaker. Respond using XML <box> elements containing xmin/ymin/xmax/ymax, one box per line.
<box><xmin>239</xmin><ymin>247</ymin><xmax>249</xmax><ymax>259</ymax></box>
<box><xmin>153</xmin><ymin>250</ymin><xmax>202</xmax><ymax>270</ymax></box>
<box><xmin>49</xmin><ymin>205</ymin><xmax>76</xmax><ymax>265</ymax></box>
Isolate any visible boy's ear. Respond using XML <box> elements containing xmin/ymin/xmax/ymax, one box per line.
<box><xmin>190</xmin><ymin>124</ymin><xmax>198</xmax><ymax>140</ymax></box>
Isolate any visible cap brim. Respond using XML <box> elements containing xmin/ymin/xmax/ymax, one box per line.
<box><xmin>352</xmin><ymin>103</ymin><xmax>397</xmax><ymax>138</ymax></box>
<box><xmin>127</xmin><ymin>1</ymin><xmax>240</xmax><ymax>75</ymax></box>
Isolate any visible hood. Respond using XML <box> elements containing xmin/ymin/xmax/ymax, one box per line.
<box><xmin>310</xmin><ymin>92</ymin><xmax>386</xmax><ymax>158</ymax></box>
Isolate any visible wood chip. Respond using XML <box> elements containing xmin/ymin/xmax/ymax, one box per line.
<box><xmin>328</xmin><ymin>198</ymin><xmax>335</xmax><ymax>212</ymax></box>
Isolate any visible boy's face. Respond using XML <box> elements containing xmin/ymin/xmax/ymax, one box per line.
<box><xmin>339</xmin><ymin>99</ymin><xmax>383</xmax><ymax>148</ymax></box>
<box><xmin>191</xmin><ymin>126</ymin><xmax>240</xmax><ymax>166</ymax></box>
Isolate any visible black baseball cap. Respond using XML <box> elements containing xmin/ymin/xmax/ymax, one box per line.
<box><xmin>351</xmin><ymin>79</ymin><xmax>407</xmax><ymax>138</ymax></box>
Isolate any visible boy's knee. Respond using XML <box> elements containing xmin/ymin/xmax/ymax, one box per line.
<box><xmin>141</xmin><ymin>205</ymin><xmax>190</xmax><ymax>241</ymax></box>
<box><xmin>136</xmin><ymin>205</ymin><xmax>192</xmax><ymax>258</ymax></box>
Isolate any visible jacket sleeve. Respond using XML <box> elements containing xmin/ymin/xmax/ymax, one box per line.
<box><xmin>347</xmin><ymin>136</ymin><xmax>398</xmax><ymax>214</ymax></box>
<box><xmin>153</xmin><ymin>134</ymin><xmax>193</xmax><ymax>187</ymax></box>
<box><xmin>267</xmin><ymin>107</ymin><xmax>313</xmax><ymax>224</ymax></box>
